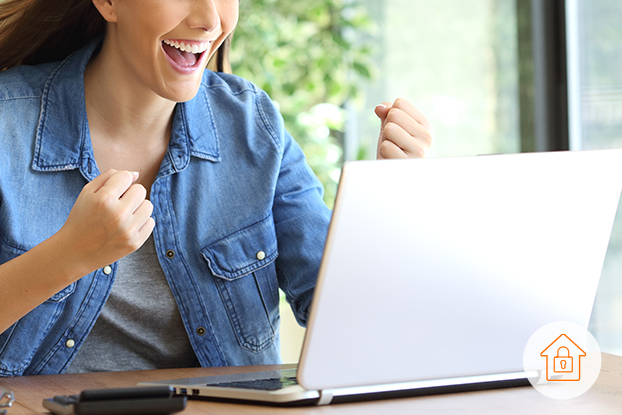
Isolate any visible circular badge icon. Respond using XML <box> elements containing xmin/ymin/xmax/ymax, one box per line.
<box><xmin>523</xmin><ymin>321</ymin><xmax>601</xmax><ymax>399</ymax></box>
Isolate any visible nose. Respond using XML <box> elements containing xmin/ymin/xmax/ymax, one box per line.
<box><xmin>188</xmin><ymin>0</ymin><xmax>221</xmax><ymax>33</ymax></box>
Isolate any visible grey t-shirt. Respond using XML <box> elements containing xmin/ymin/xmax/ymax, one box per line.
<box><xmin>66</xmin><ymin>235</ymin><xmax>200</xmax><ymax>373</ymax></box>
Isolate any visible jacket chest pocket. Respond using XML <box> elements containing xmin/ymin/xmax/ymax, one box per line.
<box><xmin>200</xmin><ymin>216</ymin><xmax>280</xmax><ymax>352</ymax></box>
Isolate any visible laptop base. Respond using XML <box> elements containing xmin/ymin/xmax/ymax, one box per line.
<box><xmin>168</xmin><ymin>377</ymin><xmax>530</xmax><ymax>406</ymax></box>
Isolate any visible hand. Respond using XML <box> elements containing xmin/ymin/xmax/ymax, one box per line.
<box><xmin>56</xmin><ymin>169</ymin><xmax>155</xmax><ymax>274</ymax></box>
<box><xmin>374</xmin><ymin>98</ymin><xmax>434</xmax><ymax>159</ymax></box>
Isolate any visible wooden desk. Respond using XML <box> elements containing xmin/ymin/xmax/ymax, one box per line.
<box><xmin>3</xmin><ymin>354</ymin><xmax>622</xmax><ymax>415</ymax></box>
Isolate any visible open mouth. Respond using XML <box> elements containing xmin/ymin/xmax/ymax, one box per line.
<box><xmin>162</xmin><ymin>39</ymin><xmax>210</xmax><ymax>68</ymax></box>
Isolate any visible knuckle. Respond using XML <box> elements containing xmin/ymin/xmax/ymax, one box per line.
<box><xmin>96</xmin><ymin>191</ymin><xmax>118</xmax><ymax>211</ymax></box>
<box><xmin>393</xmin><ymin>97</ymin><xmax>407</xmax><ymax>108</ymax></box>
<box><xmin>109</xmin><ymin>212</ymin><xmax>128</xmax><ymax>232</ymax></box>
<box><xmin>379</xmin><ymin>139</ymin><xmax>395</xmax><ymax>158</ymax></box>
<box><xmin>411</xmin><ymin>146</ymin><xmax>426</xmax><ymax>159</ymax></box>
<box><xmin>384</xmin><ymin>121</ymin><xmax>400</xmax><ymax>135</ymax></box>
<box><xmin>118</xmin><ymin>170</ymin><xmax>134</xmax><ymax>181</ymax></box>
<box><xmin>422</xmin><ymin>130</ymin><xmax>434</xmax><ymax>146</ymax></box>
<box><xmin>132</xmin><ymin>183</ymin><xmax>148</xmax><ymax>198</ymax></box>
<box><xmin>137</xmin><ymin>197</ymin><xmax>153</xmax><ymax>211</ymax></box>
<box><xmin>118</xmin><ymin>228</ymin><xmax>139</xmax><ymax>249</ymax></box>
<box><xmin>419</xmin><ymin>131</ymin><xmax>432</xmax><ymax>145</ymax></box>
<box><xmin>386</xmin><ymin>108</ymin><xmax>402</xmax><ymax>124</ymax></box>
<box><xmin>112</xmin><ymin>214</ymin><xmax>126</xmax><ymax>229</ymax></box>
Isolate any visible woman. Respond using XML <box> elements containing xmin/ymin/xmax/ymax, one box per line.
<box><xmin>0</xmin><ymin>0</ymin><xmax>433</xmax><ymax>376</ymax></box>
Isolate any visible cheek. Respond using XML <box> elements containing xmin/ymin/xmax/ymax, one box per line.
<box><xmin>205</xmin><ymin>1</ymin><xmax>239</xmax><ymax>63</ymax></box>
<box><xmin>219</xmin><ymin>0</ymin><xmax>240</xmax><ymax>35</ymax></box>
<box><xmin>116</xmin><ymin>2</ymin><xmax>181</xmax><ymax>41</ymax></box>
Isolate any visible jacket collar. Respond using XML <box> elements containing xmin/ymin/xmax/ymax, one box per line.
<box><xmin>31</xmin><ymin>38</ymin><xmax>220</xmax><ymax>181</ymax></box>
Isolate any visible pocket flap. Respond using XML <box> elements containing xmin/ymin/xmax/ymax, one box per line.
<box><xmin>200</xmin><ymin>216</ymin><xmax>278</xmax><ymax>281</ymax></box>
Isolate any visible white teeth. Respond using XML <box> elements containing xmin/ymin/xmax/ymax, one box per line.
<box><xmin>163</xmin><ymin>39</ymin><xmax>210</xmax><ymax>54</ymax></box>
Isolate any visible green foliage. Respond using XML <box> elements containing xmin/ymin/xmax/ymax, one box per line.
<box><xmin>230</xmin><ymin>0</ymin><xmax>376</xmax><ymax>207</ymax></box>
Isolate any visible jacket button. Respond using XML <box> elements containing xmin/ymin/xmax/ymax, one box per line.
<box><xmin>66</xmin><ymin>339</ymin><xmax>76</xmax><ymax>348</ymax></box>
<box><xmin>166</xmin><ymin>250</ymin><xmax>175</xmax><ymax>259</ymax></box>
<box><xmin>197</xmin><ymin>327</ymin><xmax>206</xmax><ymax>336</ymax></box>
<box><xmin>256</xmin><ymin>251</ymin><xmax>266</xmax><ymax>260</ymax></box>
<box><xmin>103</xmin><ymin>265</ymin><xmax>112</xmax><ymax>275</ymax></box>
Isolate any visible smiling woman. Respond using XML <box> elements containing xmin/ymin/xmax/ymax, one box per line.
<box><xmin>0</xmin><ymin>0</ymin><xmax>432</xmax><ymax>376</ymax></box>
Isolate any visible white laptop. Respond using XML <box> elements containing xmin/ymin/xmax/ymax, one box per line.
<box><xmin>141</xmin><ymin>150</ymin><xmax>622</xmax><ymax>405</ymax></box>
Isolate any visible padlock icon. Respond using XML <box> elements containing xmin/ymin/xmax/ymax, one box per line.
<box><xmin>553</xmin><ymin>346</ymin><xmax>573</xmax><ymax>373</ymax></box>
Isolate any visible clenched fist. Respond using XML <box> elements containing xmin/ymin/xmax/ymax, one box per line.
<box><xmin>375</xmin><ymin>98</ymin><xmax>434</xmax><ymax>159</ymax></box>
<box><xmin>56</xmin><ymin>169</ymin><xmax>155</xmax><ymax>274</ymax></box>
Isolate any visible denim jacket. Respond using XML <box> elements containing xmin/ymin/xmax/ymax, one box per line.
<box><xmin>0</xmin><ymin>41</ymin><xmax>331</xmax><ymax>376</ymax></box>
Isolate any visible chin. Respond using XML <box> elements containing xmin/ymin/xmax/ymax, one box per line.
<box><xmin>160</xmin><ymin>80</ymin><xmax>203</xmax><ymax>103</ymax></box>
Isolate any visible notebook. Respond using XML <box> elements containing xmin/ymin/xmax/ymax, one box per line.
<box><xmin>140</xmin><ymin>149</ymin><xmax>622</xmax><ymax>405</ymax></box>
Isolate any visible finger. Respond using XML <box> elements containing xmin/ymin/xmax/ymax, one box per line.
<box><xmin>118</xmin><ymin>200</ymin><xmax>154</xmax><ymax>251</ymax></box>
<box><xmin>382</xmin><ymin>122</ymin><xmax>428</xmax><ymax>158</ymax></box>
<box><xmin>133</xmin><ymin>201</ymin><xmax>155</xmax><ymax>240</ymax></box>
<box><xmin>374</xmin><ymin>102</ymin><xmax>392</xmax><ymax>125</ymax></box>
<box><xmin>132</xmin><ymin>199</ymin><xmax>154</xmax><ymax>229</ymax></box>
<box><xmin>84</xmin><ymin>169</ymin><xmax>118</xmax><ymax>193</ymax></box>
<box><xmin>137</xmin><ymin>216</ymin><xmax>156</xmax><ymax>243</ymax></box>
<box><xmin>384</xmin><ymin>107</ymin><xmax>432</xmax><ymax>144</ymax></box>
<box><xmin>378</xmin><ymin>139</ymin><xmax>409</xmax><ymax>160</ymax></box>
<box><xmin>119</xmin><ymin>183</ymin><xmax>148</xmax><ymax>214</ymax></box>
<box><xmin>96</xmin><ymin>170</ymin><xmax>140</xmax><ymax>199</ymax></box>
<box><xmin>383</xmin><ymin>108</ymin><xmax>434</xmax><ymax>150</ymax></box>
<box><xmin>391</xmin><ymin>98</ymin><xmax>433</xmax><ymax>131</ymax></box>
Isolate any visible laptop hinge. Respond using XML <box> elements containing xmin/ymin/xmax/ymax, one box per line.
<box><xmin>317</xmin><ymin>390</ymin><xmax>334</xmax><ymax>406</ymax></box>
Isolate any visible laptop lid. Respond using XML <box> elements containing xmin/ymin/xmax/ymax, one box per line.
<box><xmin>298</xmin><ymin>150</ymin><xmax>622</xmax><ymax>391</ymax></box>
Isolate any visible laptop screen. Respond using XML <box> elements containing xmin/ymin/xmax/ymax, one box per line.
<box><xmin>299</xmin><ymin>150</ymin><xmax>622</xmax><ymax>391</ymax></box>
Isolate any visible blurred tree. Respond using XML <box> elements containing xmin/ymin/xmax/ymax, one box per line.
<box><xmin>229</xmin><ymin>0</ymin><xmax>376</xmax><ymax>207</ymax></box>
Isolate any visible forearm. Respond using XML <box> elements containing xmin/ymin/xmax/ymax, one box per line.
<box><xmin>0</xmin><ymin>232</ymin><xmax>89</xmax><ymax>334</ymax></box>
<box><xmin>0</xmin><ymin>169</ymin><xmax>154</xmax><ymax>334</ymax></box>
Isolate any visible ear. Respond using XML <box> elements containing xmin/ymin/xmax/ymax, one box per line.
<box><xmin>92</xmin><ymin>0</ymin><xmax>117</xmax><ymax>23</ymax></box>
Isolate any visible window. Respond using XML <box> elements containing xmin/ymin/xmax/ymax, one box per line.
<box><xmin>568</xmin><ymin>0</ymin><xmax>622</xmax><ymax>355</ymax></box>
<box><xmin>351</xmin><ymin>0</ymin><xmax>522</xmax><ymax>160</ymax></box>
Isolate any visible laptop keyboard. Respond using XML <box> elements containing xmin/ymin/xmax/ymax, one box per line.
<box><xmin>205</xmin><ymin>376</ymin><xmax>299</xmax><ymax>391</ymax></box>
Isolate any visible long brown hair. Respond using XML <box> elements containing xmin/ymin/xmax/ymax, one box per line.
<box><xmin>0</xmin><ymin>0</ymin><xmax>231</xmax><ymax>72</ymax></box>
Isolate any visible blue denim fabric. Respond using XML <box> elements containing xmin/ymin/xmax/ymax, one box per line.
<box><xmin>0</xmin><ymin>41</ymin><xmax>331</xmax><ymax>376</ymax></box>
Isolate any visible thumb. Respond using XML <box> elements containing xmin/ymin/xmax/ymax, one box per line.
<box><xmin>374</xmin><ymin>102</ymin><xmax>392</xmax><ymax>126</ymax></box>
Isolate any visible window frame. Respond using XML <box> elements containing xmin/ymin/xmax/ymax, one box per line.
<box><xmin>518</xmin><ymin>0</ymin><xmax>570</xmax><ymax>152</ymax></box>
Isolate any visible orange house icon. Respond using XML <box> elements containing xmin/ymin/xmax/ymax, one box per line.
<box><xmin>540</xmin><ymin>334</ymin><xmax>586</xmax><ymax>381</ymax></box>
